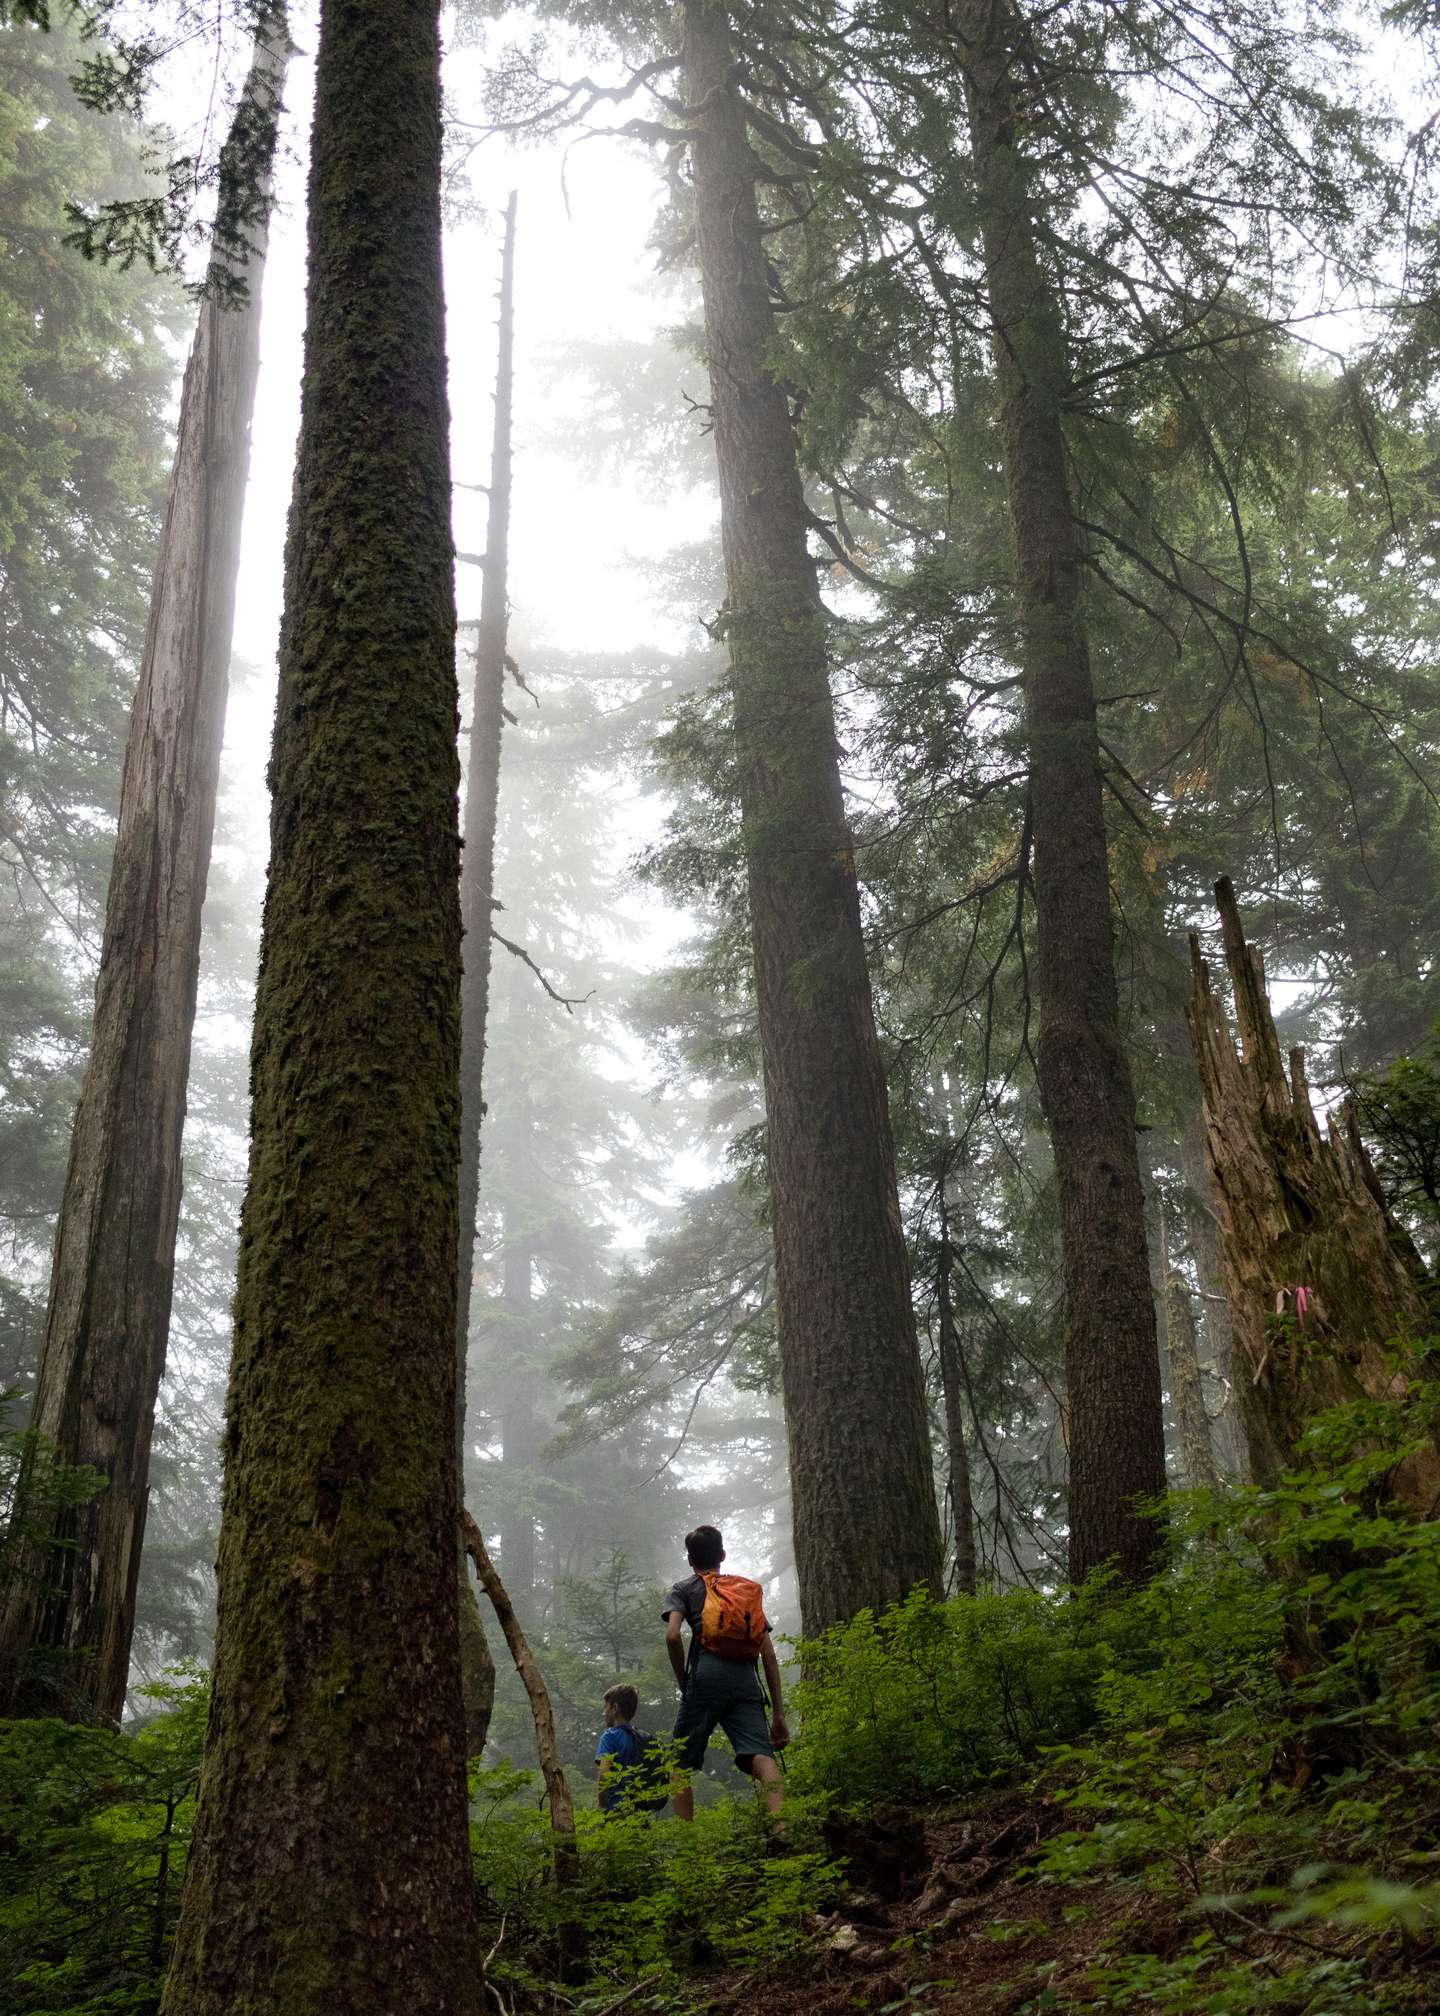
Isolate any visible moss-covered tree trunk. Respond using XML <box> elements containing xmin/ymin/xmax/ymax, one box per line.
<box><xmin>157</xmin><ymin>0</ymin><xmax>477</xmax><ymax>2005</ymax></box>
<box><xmin>683</xmin><ymin>0</ymin><xmax>943</xmax><ymax>1635</ymax></box>
<box><xmin>454</xmin><ymin>190</ymin><xmax>518</xmax><ymax>1757</ymax></box>
<box><xmin>0</xmin><ymin>22</ymin><xmax>287</xmax><ymax>1725</ymax></box>
<box><xmin>953</xmin><ymin>0</ymin><xmax>1166</xmax><ymax>1586</ymax></box>
<box><xmin>1187</xmin><ymin>879</ymin><xmax>1440</xmax><ymax>1504</ymax></box>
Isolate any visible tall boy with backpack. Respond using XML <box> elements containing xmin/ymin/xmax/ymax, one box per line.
<box><xmin>661</xmin><ymin>1523</ymin><xmax>789</xmax><ymax>1819</ymax></box>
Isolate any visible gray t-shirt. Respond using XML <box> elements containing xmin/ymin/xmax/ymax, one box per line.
<box><xmin>660</xmin><ymin>1571</ymin><xmax>706</xmax><ymax>1634</ymax></box>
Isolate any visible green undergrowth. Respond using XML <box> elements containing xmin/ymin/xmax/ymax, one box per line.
<box><xmin>468</xmin><ymin>1775</ymin><xmax>841</xmax><ymax>2010</ymax></box>
<box><xmin>459</xmin><ymin>1362</ymin><xmax>1440</xmax><ymax>2013</ymax></box>
<box><xmin>1016</xmin><ymin>1376</ymin><xmax>1440</xmax><ymax>2015</ymax></box>
<box><xmin>2</xmin><ymin>1369</ymin><xmax>1437</xmax><ymax>2013</ymax></box>
<box><xmin>0</xmin><ymin>1669</ymin><xmax>205</xmax><ymax>2015</ymax></box>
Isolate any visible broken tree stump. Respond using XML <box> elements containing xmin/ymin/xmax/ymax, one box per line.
<box><xmin>1186</xmin><ymin>878</ymin><xmax>1438</xmax><ymax>1502</ymax></box>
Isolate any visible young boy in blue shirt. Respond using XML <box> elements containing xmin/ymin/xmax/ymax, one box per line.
<box><xmin>594</xmin><ymin>1682</ymin><xmax>644</xmax><ymax>1814</ymax></box>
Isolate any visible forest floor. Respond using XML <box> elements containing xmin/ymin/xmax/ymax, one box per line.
<box><xmin>697</xmin><ymin>1783</ymin><xmax>1370</xmax><ymax>2016</ymax></box>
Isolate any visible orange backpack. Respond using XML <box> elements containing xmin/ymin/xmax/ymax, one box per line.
<box><xmin>696</xmin><ymin>1570</ymin><xmax>767</xmax><ymax>1661</ymax></box>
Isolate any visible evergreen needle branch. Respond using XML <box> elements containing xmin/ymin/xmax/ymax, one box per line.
<box><xmin>0</xmin><ymin>822</ymin><xmax>97</xmax><ymax>951</ymax></box>
<box><xmin>805</xmin><ymin>508</ymin><xmax>892</xmax><ymax>591</ymax></box>
<box><xmin>1077</xmin><ymin>514</ymin><xmax>1440</xmax><ymax>808</ymax></box>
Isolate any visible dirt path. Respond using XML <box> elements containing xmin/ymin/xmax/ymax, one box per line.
<box><xmin>707</xmin><ymin>1789</ymin><xmax>1172</xmax><ymax>2016</ymax></box>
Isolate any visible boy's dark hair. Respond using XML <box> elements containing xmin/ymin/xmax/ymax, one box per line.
<box><xmin>685</xmin><ymin>1524</ymin><xmax>725</xmax><ymax>1570</ymax></box>
<box><xmin>604</xmin><ymin>1683</ymin><xmax>639</xmax><ymax>1721</ymax></box>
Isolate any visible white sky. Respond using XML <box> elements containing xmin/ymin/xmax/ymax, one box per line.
<box><xmin>225</xmin><ymin>26</ymin><xmax>714</xmax><ymax>801</ymax></box>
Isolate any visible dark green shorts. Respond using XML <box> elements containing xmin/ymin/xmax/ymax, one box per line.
<box><xmin>673</xmin><ymin>1653</ymin><xmax>773</xmax><ymax>1773</ymax></box>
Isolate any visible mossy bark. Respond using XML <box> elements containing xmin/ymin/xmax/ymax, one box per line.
<box><xmin>157</xmin><ymin>0</ymin><xmax>477</xmax><ymax>2007</ymax></box>
<box><xmin>0</xmin><ymin>24</ymin><xmax>287</xmax><ymax>1725</ymax></box>
<box><xmin>952</xmin><ymin>0</ymin><xmax>1166</xmax><ymax>1586</ymax></box>
<box><xmin>683</xmin><ymin>0</ymin><xmax>943</xmax><ymax>1636</ymax></box>
<box><xmin>454</xmin><ymin>190</ymin><xmax>517</xmax><ymax>1757</ymax></box>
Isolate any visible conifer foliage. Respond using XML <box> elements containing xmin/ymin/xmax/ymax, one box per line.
<box><xmin>0</xmin><ymin>13</ymin><xmax>179</xmax><ymax>1391</ymax></box>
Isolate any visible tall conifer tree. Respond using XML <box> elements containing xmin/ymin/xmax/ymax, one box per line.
<box><xmin>158</xmin><ymin>0</ymin><xmax>477</xmax><ymax>2001</ymax></box>
<box><xmin>682</xmin><ymin>0</ymin><xmax>943</xmax><ymax>1634</ymax></box>
<box><xmin>0</xmin><ymin>16</ymin><xmax>288</xmax><ymax>1720</ymax></box>
<box><xmin>453</xmin><ymin>190</ymin><xmax>519</xmax><ymax>1751</ymax></box>
<box><xmin>948</xmin><ymin>0</ymin><xmax>1166</xmax><ymax>1583</ymax></box>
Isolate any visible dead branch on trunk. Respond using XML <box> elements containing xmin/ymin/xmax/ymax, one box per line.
<box><xmin>462</xmin><ymin>1508</ymin><xmax>578</xmax><ymax>1879</ymax></box>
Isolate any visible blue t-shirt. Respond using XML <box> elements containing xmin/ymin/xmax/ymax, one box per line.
<box><xmin>595</xmin><ymin>1722</ymin><xmax>642</xmax><ymax>1811</ymax></box>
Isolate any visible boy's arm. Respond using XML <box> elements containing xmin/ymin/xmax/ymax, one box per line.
<box><xmin>595</xmin><ymin>1727</ymin><xmax>623</xmax><ymax>1807</ymax></box>
<box><xmin>665</xmin><ymin>1611</ymin><xmax>687</xmax><ymax>1689</ymax></box>
<box><xmin>760</xmin><ymin>1631</ymin><xmax>789</xmax><ymax>1746</ymax></box>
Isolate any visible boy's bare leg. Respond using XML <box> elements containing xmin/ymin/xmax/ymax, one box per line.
<box><xmin>747</xmin><ymin>1755</ymin><xmax>784</xmax><ymax>1816</ymax></box>
<box><xmin>672</xmin><ymin>1772</ymin><xmax>695</xmax><ymax>1821</ymax></box>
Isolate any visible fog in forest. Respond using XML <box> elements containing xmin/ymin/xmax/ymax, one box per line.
<box><xmin>5</xmin><ymin>1</ymin><xmax>1440</xmax><ymax>2008</ymax></box>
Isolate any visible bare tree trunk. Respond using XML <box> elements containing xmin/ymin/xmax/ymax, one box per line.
<box><xmin>682</xmin><ymin>0</ymin><xmax>943</xmax><ymax>1637</ymax></box>
<box><xmin>1159</xmin><ymin>1203</ymin><xmax>1219</xmax><ymax>1490</ymax></box>
<box><xmin>454</xmin><ymin>190</ymin><xmax>518</xmax><ymax>1758</ymax></box>
<box><xmin>157</xmin><ymin>0</ymin><xmax>477</xmax><ymax>2002</ymax></box>
<box><xmin>1180</xmin><ymin>1111</ymin><xmax>1247</xmax><ymax>1480</ymax></box>
<box><xmin>952</xmin><ymin>0</ymin><xmax>1166</xmax><ymax>1586</ymax></box>
<box><xmin>1187</xmin><ymin>878</ymin><xmax>1439</xmax><ymax>1503</ymax></box>
<box><xmin>499</xmin><ymin>1236</ymin><xmax>539</xmax><ymax>1611</ymax></box>
<box><xmin>463</xmin><ymin>1508</ymin><xmax>577</xmax><ymax>1879</ymax></box>
<box><xmin>0</xmin><ymin>23</ymin><xmax>287</xmax><ymax>1724</ymax></box>
<box><xmin>936</xmin><ymin>1200</ymin><xmax>978</xmax><ymax>1595</ymax></box>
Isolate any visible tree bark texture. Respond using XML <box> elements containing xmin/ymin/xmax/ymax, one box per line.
<box><xmin>1187</xmin><ymin>879</ymin><xmax>1439</xmax><ymax>1504</ymax></box>
<box><xmin>682</xmin><ymin>0</ymin><xmax>943</xmax><ymax>1636</ymax></box>
<box><xmin>952</xmin><ymin>0</ymin><xmax>1166</xmax><ymax>1586</ymax></box>
<box><xmin>0</xmin><ymin>26</ymin><xmax>287</xmax><ymax>1724</ymax></box>
<box><xmin>158</xmin><ymin>1</ymin><xmax>477</xmax><ymax>2007</ymax></box>
<box><xmin>454</xmin><ymin>189</ymin><xmax>517</xmax><ymax>1757</ymax></box>
<box><xmin>463</xmin><ymin>1509</ymin><xmax>577</xmax><ymax>1879</ymax></box>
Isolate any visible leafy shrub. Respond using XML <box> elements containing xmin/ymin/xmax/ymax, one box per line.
<box><xmin>784</xmin><ymin>1580</ymin><xmax>1135</xmax><ymax>1809</ymax></box>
